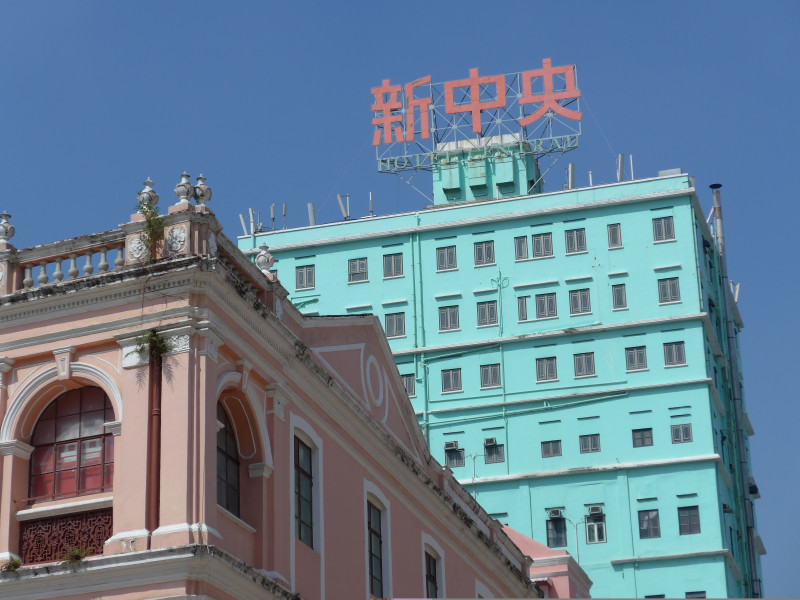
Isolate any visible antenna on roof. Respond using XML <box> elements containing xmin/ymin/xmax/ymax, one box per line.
<box><xmin>248</xmin><ymin>208</ymin><xmax>255</xmax><ymax>235</ymax></box>
<box><xmin>369</xmin><ymin>192</ymin><xmax>374</xmax><ymax>217</ymax></box>
<box><xmin>239</xmin><ymin>214</ymin><xmax>248</xmax><ymax>237</ymax></box>
<box><xmin>307</xmin><ymin>202</ymin><xmax>316</xmax><ymax>226</ymax></box>
<box><xmin>616</xmin><ymin>154</ymin><xmax>625</xmax><ymax>182</ymax></box>
<box><xmin>282</xmin><ymin>203</ymin><xmax>287</xmax><ymax>229</ymax></box>
<box><xmin>270</xmin><ymin>204</ymin><xmax>276</xmax><ymax>230</ymax></box>
<box><xmin>337</xmin><ymin>194</ymin><xmax>348</xmax><ymax>220</ymax></box>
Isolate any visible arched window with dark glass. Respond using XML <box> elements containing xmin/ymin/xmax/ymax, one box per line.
<box><xmin>29</xmin><ymin>387</ymin><xmax>114</xmax><ymax>501</ymax></box>
<box><xmin>216</xmin><ymin>403</ymin><xmax>240</xmax><ymax>517</ymax></box>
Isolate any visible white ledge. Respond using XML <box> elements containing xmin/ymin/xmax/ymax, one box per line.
<box><xmin>16</xmin><ymin>496</ymin><xmax>113</xmax><ymax>521</ymax></box>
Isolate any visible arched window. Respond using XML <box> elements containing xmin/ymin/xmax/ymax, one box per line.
<box><xmin>29</xmin><ymin>387</ymin><xmax>114</xmax><ymax>501</ymax></box>
<box><xmin>217</xmin><ymin>403</ymin><xmax>240</xmax><ymax>517</ymax></box>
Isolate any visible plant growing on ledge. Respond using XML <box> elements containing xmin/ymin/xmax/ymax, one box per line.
<box><xmin>62</xmin><ymin>545</ymin><xmax>88</xmax><ymax>566</ymax></box>
<box><xmin>133</xmin><ymin>328</ymin><xmax>172</xmax><ymax>360</ymax></box>
<box><xmin>135</xmin><ymin>193</ymin><xmax>167</xmax><ymax>263</ymax></box>
<box><xmin>1</xmin><ymin>557</ymin><xmax>22</xmax><ymax>572</ymax></box>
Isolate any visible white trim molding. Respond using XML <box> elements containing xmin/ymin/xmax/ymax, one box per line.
<box><xmin>16</xmin><ymin>496</ymin><xmax>112</xmax><ymax>521</ymax></box>
<box><xmin>0</xmin><ymin>440</ymin><xmax>33</xmax><ymax>459</ymax></box>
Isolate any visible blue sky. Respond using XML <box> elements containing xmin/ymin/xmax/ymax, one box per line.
<box><xmin>1</xmin><ymin>1</ymin><xmax>797</xmax><ymax>595</ymax></box>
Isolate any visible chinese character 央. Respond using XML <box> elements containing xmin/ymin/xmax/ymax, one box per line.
<box><xmin>519</xmin><ymin>58</ymin><xmax>582</xmax><ymax>126</ymax></box>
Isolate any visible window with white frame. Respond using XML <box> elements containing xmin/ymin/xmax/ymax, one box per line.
<box><xmin>348</xmin><ymin>257</ymin><xmax>368</xmax><ymax>282</ymax></box>
<box><xmin>438</xmin><ymin>305</ymin><xmax>459</xmax><ymax>331</ymax></box>
<box><xmin>484</xmin><ymin>438</ymin><xmax>505</xmax><ymax>463</ymax></box>
<box><xmin>436</xmin><ymin>245</ymin><xmax>457</xmax><ymax>271</ymax></box>
<box><xmin>441</xmin><ymin>368</ymin><xmax>462</xmax><ymax>392</ymax></box>
<box><xmin>400</xmin><ymin>373</ymin><xmax>415</xmax><ymax>397</ymax></box>
<box><xmin>533</xmin><ymin>232</ymin><xmax>554</xmax><ymax>258</ymax></box>
<box><xmin>444</xmin><ymin>442</ymin><xmax>465</xmax><ymax>467</ymax></box>
<box><xmin>296</xmin><ymin>265</ymin><xmax>315</xmax><ymax>290</ymax></box>
<box><xmin>626</xmin><ymin>346</ymin><xmax>647</xmax><ymax>371</ymax></box>
<box><xmin>383</xmin><ymin>253</ymin><xmax>403</xmax><ymax>278</ymax></box>
<box><xmin>586</xmin><ymin>513</ymin><xmax>606</xmax><ymax>543</ymax></box>
<box><xmin>574</xmin><ymin>352</ymin><xmax>595</xmax><ymax>377</ymax></box>
<box><xmin>536</xmin><ymin>357</ymin><xmax>557</xmax><ymax>381</ymax></box>
<box><xmin>480</xmin><ymin>363</ymin><xmax>501</xmax><ymax>388</ymax></box>
<box><xmin>612</xmin><ymin>283</ymin><xmax>627</xmax><ymax>309</ymax></box>
<box><xmin>671</xmin><ymin>423</ymin><xmax>692</xmax><ymax>443</ymax></box>
<box><xmin>658</xmin><ymin>277</ymin><xmax>681</xmax><ymax>303</ymax></box>
<box><xmin>653</xmin><ymin>216</ymin><xmax>675</xmax><ymax>242</ymax></box>
<box><xmin>569</xmin><ymin>288</ymin><xmax>591</xmax><ymax>314</ymax></box>
<box><xmin>514</xmin><ymin>236</ymin><xmax>528</xmax><ymax>260</ymax></box>
<box><xmin>541</xmin><ymin>440</ymin><xmax>561</xmax><ymax>457</ymax></box>
<box><xmin>678</xmin><ymin>505</ymin><xmax>701</xmax><ymax>535</ymax></box>
<box><xmin>638</xmin><ymin>509</ymin><xmax>661</xmax><ymax>539</ymax></box>
<box><xmin>367</xmin><ymin>500</ymin><xmax>385</xmax><ymax>597</ymax></box>
<box><xmin>547</xmin><ymin>516</ymin><xmax>567</xmax><ymax>547</ymax></box>
<box><xmin>477</xmin><ymin>300</ymin><xmax>498</xmax><ymax>326</ymax></box>
<box><xmin>580</xmin><ymin>433</ymin><xmax>600</xmax><ymax>453</ymax></box>
<box><xmin>607</xmin><ymin>223</ymin><xmax>622</xmax><ymax>248</ymax></box>
<box><xmin>664</xmin><ymin>341</ymin><xmax>686</xmax><ymax>365</ymax></box>
<box><xmin>517</xmin><ymin>296</ymin><xmax>529</xmax><ymax>321</ymax></box>
<box><xmin>565</xmin><ymin>228</ymin><xmax>586</xmax><ymax>254</ymax></box>
<box><xmin>536</xmin><ymin>292</ymin><xmax>557</xmax><ymax>319</ymax></box>
<box><xmin>422</xmin><ymin>535</ymin><xmax>446</xmax><ymax>599</ymax></box>
<box><xmin>633</xmin><ymin>428</ymin><xmax>653</xmax><ymax>447</ymax></box>
<box><xmin>474</xmin><ymin>241</ymin><xmax>495</xmax><ymax>266</ymax></box>
<box><xmin>294</xmin><ymin>436</ymin><xmax>314</xmax><ymax>547</ymax></box>
<box><xmin>384</xmin><ymin>312</ymin><xmax>405</xmax><ymax>338</ymax></box>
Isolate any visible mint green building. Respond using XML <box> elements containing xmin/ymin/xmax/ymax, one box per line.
<box><xmin>238</xmin><ymin>145</ymin><xmax>764</xmax><ymax>598</ymax></box>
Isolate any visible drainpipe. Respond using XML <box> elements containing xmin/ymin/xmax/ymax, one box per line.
<box><xmin>145</xmin><ymin>338</ymin><xmax>163</xmax><ymax>546</ymax></box>
<box><xmin>712</xmin><ymin>184</ymin><xmax>759</xmax><ymax>596</ymax></box>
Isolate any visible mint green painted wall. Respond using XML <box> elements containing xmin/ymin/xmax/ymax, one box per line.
<box><xmin>239</xmin><ymin>171</ymin><xmax>761</xmax><ymax>598</ymax></box>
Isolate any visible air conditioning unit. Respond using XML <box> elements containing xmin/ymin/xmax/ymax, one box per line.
<box><xmin>484</xmin><ymin>437</ymin><xmax>497</xmax><ymax>446</ymax></box>
<box><xmin>588</xmin><ymin>506</ymin><xmax>603</xmax><ymax>515</ymax></box>
<box><xmin>444</xmin><ymin>441</ymin><xmax>459</xmax><ymax>450</ymax></box>
<box><xmin>548</xmin><ymin>509</ymin><xmax>563</xmax><ymax>519</ymax></box>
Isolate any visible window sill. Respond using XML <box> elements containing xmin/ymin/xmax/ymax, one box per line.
<box><xmin>347</xmin><ymin>279</ymin><xmax>369</xmax><ymax>285</ymax></box>
<box><xmin>474</xmin><ymin>262</ymin><xmax>496</xmax><ymax>269</ymax></box>
<box><xmin>16</xmin><ymin>495</ymin><xmax>113</xmax><ymax>521</ymax></box>
<box><xmin>532</xmin><ymin>255</ymin><xmax>555</xmax><ymax>260</ymax></box>
<box><xmin>386</xmin><ymin>334</ymin><xmax>407</xmax><ymax>340</ymax></box>
<box><xmin>537</xmin><ymin>379</ymin><xmax>559</xmax><ymax>384</ymax></box>
<box><xmin>480</xmin><ymin>385</ymin><xmax>502</xmax><ymax>390</ymax></box>
<box><xmin>664</xmin><ymin>363</ymin><xmax>687</xmax><ymax>368</ymax></box>
<box><xmin>441</xmin><ymin>389</ymin><xmax>464</xmax><ymax>395</ymax></box>
<box><xmin>613</xmin><ymin>307</ymin><xmax>629</xmax><ymax>311</ymax></box>
<box><xmin>295</xmin><ymin>287</ymin><xmax>315</xmax><ymax>292</ymax></box>
<box><xmin>659</xmin><ymin>300</ymin><xmax>682</xmax><ymax>306</ymax></box>
<box><xmin>383</xmin><ymin>275</ymin><xmax>404</xmax><ymax>280</ymax></box>
<box><xmin>654</xmin><ymin>239</ymin><xmax>677</xmax><ymax>244</ymax></box>
<box><xmin>570</xmin><ymin>312</ymin><xmax>592</xmax><ymax>317</ymax></box>
<box><xmin>536</xmin><ymin>315</ymin><xmax>559</xmax><ymax>321</ymax></box>
<box><xmin>565</xmin><ymin>250</ymin><xmax>588</xmax><ymax>256</ymax></box>
<box><xmin>626</xmin><ymin>368</ymin><xmax>649</xmax><ymax>373</ymax></box>
<box><xmin>438</xmin><ymin>328</ymin><xmax>461</xmax><ymax>333</ymax></box>
<box><xmin>218</xmin><ymin>505</ymin><xmax>257</xmax><ymax>534</ymax></box>
<box><xmin>574</xmin><ymin>374</ymin><xmax>597</xmax><ymax>379</ymax></box>
<box><xmin>436</xmin><ymin>268</ymin><xmax>458</xmax><ymax>273</ymax></box>
<box><xmin>477</xmin><ymin>323</ymin><xmax>499</xmax><ymax>329</ymax></box>
<box><xmin>609</xmin><ymin>246</ymin><xmax>624</xmax><ymax>250</ymax></box>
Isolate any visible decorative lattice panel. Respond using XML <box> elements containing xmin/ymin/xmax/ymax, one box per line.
<box><xmin>19</xmin><ymin>508</ymin><xmax>112</xmax><ymax>564</ymax></box>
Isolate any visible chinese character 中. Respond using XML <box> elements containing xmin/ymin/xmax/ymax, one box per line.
<box><xmin>519</xmin><ymin>58</ymin><xmax>582</xmax><ymax>126</ymax></box>
<box><xmin>444</xmin><ymin>67</ymin><xmax>507</xmax><ymax>134</ymax></box>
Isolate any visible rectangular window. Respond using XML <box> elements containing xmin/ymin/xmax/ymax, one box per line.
<box><xmin>536</xmin><ymin>292</ymin><xmax>557</xmax><ymax>319</ymax></box>
<box><xmin>294</xmin><ymin>437</ymin><xmax>313</xmax><ymax>548</ymax></box>
<box><xmin>672</xmin><ymin>423</ymin><xmax>693</xmax><ymax>443</ymax></box>
<box><xmin>658</xmin><ymin>277</ymin><xmax>681</xmax><ymax>303</ymax></box>
<box><xmin>633</xmin><ymin>428</ymin><xmax>653</xmax><ymax>447</ymax></box>
<box><xmin>536</xmin><ymin>357</ymin><xmax>557</xmax><ymax>381</ymax></box>
<box><xmin>580</xmin><ymin>433</ymin><xmax>600</xmax><ymax>453</ymax></box>
<box><xmin>653</xmin><ymin>216</ymin><xmax>675</xmax><ymax>242</ymax></box>
<box><xmin>546</xmin><ymin>518</ymin><xmax>567</xmax><ymax>547</ymax></box>
<box><xmin>474</xmin><ymin>241</ymin><xmax>495</xmax><ymax>266</ymax></box>
<box><xmin>586</xmin><ymin>514</ymin><xmax>606</xmax><ymax>543</ymax></box>
<box><xmin>383</xmin><ymin>253</ymin><xmax>403</xmax><ymax>278</ymax></box>
<box><xmin>444</xmin><ymin>443</ymin><xmax>465</xmax><ymax>468</ymax></box>
<box><xmin>514</xmin><ymin>236</ymin><xmax>528</xmax><ymax>260</ymax></box>
<box><xmin>425</xmin><ymin>552</ymin><xmax>439</xmax><ymax>598</ymax></box>
<box><xmin>569</xmin><ymin>288</ymin><xmax>591</xmax><ymax>315</ymax></box>
<box><xmin>532</xmin><ymin>233</ymin><xmax>554</xmax><ymax>258</ymax></box>
<box><xmin>441</xmin><ymin>368</ymin><xmax>462</xmax><ymax>393</ymax></box>
<box><xmin>348</xmin><ymin>258</ymin><xmax>368</xmax><ymax>282</ymax></box>
<box><xmin>367</xmin><ymin>501</ymin><xmax>384</xmax><ymax>597</ymax></box>
<box><xmin>518</xmin><ymin>296</ymin><xmax>529</xmax><ymax>321</ymax></box>
<box><xmin>400</xmin><ymin>374</ymin><xmax>415</xmax><ymax>397</ymax></box>
<box><xmin>664</xmin><ymin>341</ymin><xmax>686</xmax><ymax>365</ymax></box>
<box><xmin>626</xmin><ymin>346</ymin><xmax>647</xmax><ymax>371</ymax></box>
<box><xmin>296</xmin><ymin>265</ymin><xmax>315</xmax><ymax>290</ymax></box>
<box><xmin>438</xmin><ymin>306</ymin><xmax>460</xmax><ymax>331</ymax></box>
<box><xmin>477</xmin><ymin>300</ymin><xmax>498</xmax><ymax>326</ymax></box>
<box><xmin>384</xmin><ymin>313</ymin><xmax>405</xmax><ymax>338</ymax></box>
<box><xmin>480</xmin><ymin>364</ymin><xmax>501</xmax><ymax>389</ymax></box>
<box><xmin>638</xmin><ymin>509</ymin><xmax>661</xmax><ymax>539</ymax></box>
<box><xmin>678</xmin><ymin>505</ymin><xmax>701</xmax><ymax>535</ymax></box>
<box><xmin>541</xmin><ymin>440</ymin><xmax>561</xmax><ymax>458</ymax></box>
<box><xmin>574</xmin><ymin>352</ymin><xmax>595</xmax><ymax>377</ymax></box>
<box><xmin>607</xmin><ymin>223</ymin><xmax>622</xmax><ymax>248</ymax></box>
<box><xmin>612</xmin><ymin>284</ymin><xmax>627</xmax><ymax>309</ymax></box>
<box><xmin>437</xmin><ymin>246</ymin><xmax>457</xmax><ymax>271</ymax></box>
<box><xmin>484</xmin><ymin>438</ymin><xmax>505</xmax><ymax>464</ymax></box>
<box><xmin>565</xmin><ymin>228</ymin><xmax>586</xmax><ymax>254</ymax></box>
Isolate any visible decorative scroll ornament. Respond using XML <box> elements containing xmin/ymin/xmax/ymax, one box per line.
<box><xmin>195</xmin><ymin>174</ymin><xmax>212</xmax><ymax>206</ymax></box>
<box><xmin>166</xmin><ymin>225</ymin><xmax>187</xmax><ymax>253</ymax></box>
<box><xmin>173</xmin><ymin>171</ymin><xmax>195</xmax><ymax>205</ymax></box>
<box><xmin>0</xmin><ymin>211</ymin><xmax>15</xmax><ymax>242</ymax></box>
<box><xmin>255</xmin><ymin>244</ymin><xmax>275</xmax><ymax>274</ymax></box>
<box><xmin>168</xmin><ymin>334</ymin><xmax>191</xmax><ymax>354</ymax></box>
<box><xmin>128</xmin><ymin>234</ymin><xmax>148</xmax><ymax>260</ymax></box>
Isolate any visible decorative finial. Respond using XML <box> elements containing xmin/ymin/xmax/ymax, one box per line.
<box><xmin>195</xmin><ymin>173</ymin><xmax>212</xmax><ymax>206</ymax></box>
<box><xmin>255</xmin><ymin>243</ymin><xmax>275</xmax><ymax>277</ymax></box>
<box><xmin>0</xmin><ymin>211</ymin><xmax>15</xmax><ymax>243</ymax></box>
<box><xmin>173</xmin><ymin>171</ymin><xmax>195</xmax><ymax>205</ymax></box>
<box><xmin>138</xmin><ymin>177</ymin><xmax>160</xmax><ymax>209</ymax></box>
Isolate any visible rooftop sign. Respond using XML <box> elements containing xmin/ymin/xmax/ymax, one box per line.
<box><xmin>372</xmin><ymin>59</ymin><xmax>582</xmax><ymax>173</ymax></box>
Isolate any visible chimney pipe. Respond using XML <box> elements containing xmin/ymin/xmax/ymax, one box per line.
<box><xmin>566</xmin><ymin>164</ymin><xmax>575</xmax><ymax>190</ymax></box>
<box><xmin>307</xmin><ymin>202</ymin><xmax>316</xmax><ymax>226</ymax></box>
<box><xmin>616</xmin><ymin>154</ymin><xmax>625</xmax><ymax>182</ymax></box>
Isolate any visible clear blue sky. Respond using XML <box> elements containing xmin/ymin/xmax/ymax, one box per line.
<box><xmin>2</xmin><ymin>1</ymin><xmax>796</xmax><ymax>595</ymax></box>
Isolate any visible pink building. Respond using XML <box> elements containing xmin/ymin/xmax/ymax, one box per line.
<box><xmin>0</xmin><ymin>178</ymin><xmax>589</xmax><ymax>599</ymax></box>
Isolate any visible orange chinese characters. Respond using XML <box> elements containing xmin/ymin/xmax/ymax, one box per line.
<box><xmin>444</xmin><ymin>68</ymin><xmax>506</xmax><ymax>134</ymax></box>
<box><xmin>519</xmin><ymin>58</ymin><xmax>581</xmax><ymax>126</ymax></box>
<box><xmin>404</xmin><ymin>75</ymin><xmax>432</xmax><ymax>141</ymax></box>
<box><xmin>372</xmin><ymin>76</ymin><xmax>433</xmax><ymax>146</ymax></box>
